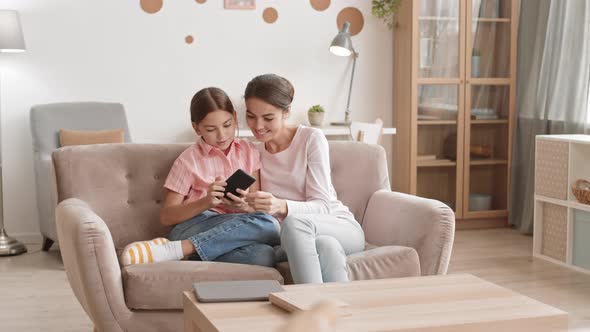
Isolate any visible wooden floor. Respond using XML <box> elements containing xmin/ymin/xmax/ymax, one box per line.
<box><xmin>449</xmin><ymin>228</ymin><xmax>590</xmax><ymax>331</ymax></box>
<box><xmin>1</xmin><ymin>228</ymin><xmax>589</xmax><ymax>331</ymax></box>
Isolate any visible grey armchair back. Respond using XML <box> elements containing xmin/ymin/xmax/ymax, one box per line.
<box><xmin>30</xmin><ymin>102</ymin><xmax>131</xmax><ymax>251</ymax></box>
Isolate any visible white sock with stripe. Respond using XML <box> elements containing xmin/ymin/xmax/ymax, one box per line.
<box><xmin>120</xmin><ymin>238</ymin><xmax>184</xmax><ymax>266</ymax></box>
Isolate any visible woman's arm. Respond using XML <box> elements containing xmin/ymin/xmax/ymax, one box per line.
<box><xmin>250</xmin><ymin>169</ymin><xmax>261</xmax><ymax>192</ymax></box>
<box><xmin>245</xmin><ymin>131</ymin><xmax>333</xmax><ymax>217</ymax></box>
<box><xmin>284</xmin><ymin>130</ymin><xmax>331</xmax><ymax>215</ymax></box>
<box><xmin>243</xmin><ymin>190</ymin><xmax>288</xmax><ymax>218</ymax></box>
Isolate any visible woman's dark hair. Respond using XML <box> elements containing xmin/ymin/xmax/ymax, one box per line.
<box><xmin>190</xmin><ymin>87</ymin><xmax>236</xmax><ymax>124</ymax></box>
<box><xmin>244</xmin><ymin>74</ymin><xmax>294</xmax><ymax>111</ymax></box>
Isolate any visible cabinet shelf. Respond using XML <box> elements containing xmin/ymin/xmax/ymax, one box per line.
<box><xmin>471</xmin><ymin>119</ymin><xmax>508</xmax><ymax>125</ymax></box>
<box><xmin>474</xmin><ymin>18</ymin><xmax>511</xmax><ymax>23</ymax></box>
<box><xmin>535</xmin><ymin>195</ymin><xmax>590</xmax><ymax>214</ymax></box>
<box><xmin>417</xmin><ymin>160</ymin><xmax>457</xmax><ymax>167</ymax></box>
<box><xmin>419</xmin><ymin>16</ymin><xmax>458</xmax><ymax>21</ymax></box>
<box><xmin>464</xmin><ymin>210</ymin><xmax>508</xmax><ymax>218</ymax></box>
<box><xmin>418</xmin><ymin>120</ymin><xmax>457</xmax><ymax>125</ymax></box>
<box><xmin>470</xmin><ymin>159</ymin><xmax>508</xmax><ymax>166</ymax></box>
<box><xmin>468</xmin><ymin>78</ymin><xmax>511</xmax><ymax>85</ymax></box>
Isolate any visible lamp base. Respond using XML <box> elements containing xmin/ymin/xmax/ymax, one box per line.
<box><xmin>0</xmin><ymin>228</ymin><xmax>27</xmax><ymax>256</ymax></box>
<box><xmin>330</xmin><ymin>121</ymin><xmax>351</xmax><ymax>127</ymax></box>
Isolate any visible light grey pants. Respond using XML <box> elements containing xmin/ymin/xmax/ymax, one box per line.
<box><xmin>280</xmin><ymin>214</ymin><xmax>365</xmax><ymax>284</ymax></box>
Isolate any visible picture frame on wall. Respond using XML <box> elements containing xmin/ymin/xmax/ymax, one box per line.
<box><xmin>224</xmin><ymin>0</ymin><xmax>255</xmax><ymax>10</ymax></box>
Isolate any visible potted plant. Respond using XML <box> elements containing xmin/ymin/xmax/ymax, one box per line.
<box><xmin>307</xmin><ymin>105</ymin><xmax>326</xmax><ymax>127</ymax></box>
<box><xmin>371</xmin><ymin>0</ymin><xmax>403</xmax><ymax>29</ymax></box>
<box><xmin>472</xmin><ymin>48</ymin><xmax>481</xmax><ymax>78</ymax></box>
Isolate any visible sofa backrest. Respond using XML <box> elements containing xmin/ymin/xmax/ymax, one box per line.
<box><xmin>52</xmin><ymin>142</ymin><xmax>390</xmax><ymax>250</ymax></box>
<box><xmin>31</xmin><ymin>102</ymin><xmax>132</xmax><ymax>160</ymax></box>
<box><xmin>328</xmin><ymin>141</ymin><xmax>390</xmax><ymax>222</ymax></box>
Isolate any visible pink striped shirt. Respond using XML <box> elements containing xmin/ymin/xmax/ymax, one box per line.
<box><xmin>164</xmin><ymin>138</ymin><xmax>261</xmax><ymax>214</ymax></box>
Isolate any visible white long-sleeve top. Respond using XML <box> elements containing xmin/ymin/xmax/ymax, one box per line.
<box><xmin>257</xmin><ymin>125</ymin><xmax>354</xmax><ymax>218</ymax></box>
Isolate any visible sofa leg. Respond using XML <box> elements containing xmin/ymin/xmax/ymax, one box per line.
<box><xmin>42</xmin><ymin>236</ymin><xmax>54</xmax><ymax>251</ymax></box>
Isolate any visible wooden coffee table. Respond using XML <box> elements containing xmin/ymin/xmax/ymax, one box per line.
<box><xmin>183</xmin><ymin>274</ymin><xmax>567</xmax><ymax>331</ymax></box>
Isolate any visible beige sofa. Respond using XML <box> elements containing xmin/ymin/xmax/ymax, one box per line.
<box><xmin>53</xmin><ymin>142</ymin><xmax>455</xmax><ymax>332</ymax></box>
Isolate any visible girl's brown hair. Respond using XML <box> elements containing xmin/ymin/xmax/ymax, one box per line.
<box><xmin>244</xmin><ymin>74</ymin><xmax>294</xmax><ymax>111</ymax></box>
<box><xmin>190</xmin><ymin>87</ymin><xmax>236</xmax><ymax>124</ymax></box>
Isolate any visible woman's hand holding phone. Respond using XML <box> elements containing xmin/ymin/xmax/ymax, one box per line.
<box><xmin>243</xmin><ymin>190</ymin><xmax>287</xmax><ymax>217</ymax></box>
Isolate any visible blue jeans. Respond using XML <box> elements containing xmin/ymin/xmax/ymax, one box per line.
<box><xmin>168</xmin><ymin>210</ymin><xmax>280</xmax><ymax>267</ymax></box>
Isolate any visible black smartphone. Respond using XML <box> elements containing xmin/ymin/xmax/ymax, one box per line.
<box><xmin>223</xmin><ymin>169</ymin><xmax>256</xmax><ymax>199</ymax></box>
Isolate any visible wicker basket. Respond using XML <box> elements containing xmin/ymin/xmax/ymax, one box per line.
<box><xmin>572</xmin><ymin>179</ymin><xmax>590</xmax><ymax>205</ymax></box>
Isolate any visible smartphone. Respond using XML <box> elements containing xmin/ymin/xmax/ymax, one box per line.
<box><xmin>223</xmin><ymin>169</ymin><xmax>256</xmax><ymax>199</ymax></box>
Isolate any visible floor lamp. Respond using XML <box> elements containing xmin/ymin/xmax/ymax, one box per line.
<box><xmin>329</xmin><ymin>21</ymin><xmax>358</xmax><ymax>126</ymax></box>
<box><xmin>0</xmin><ymin>9</ymin><xmax>27</xmax><ymax>256</ymax></box>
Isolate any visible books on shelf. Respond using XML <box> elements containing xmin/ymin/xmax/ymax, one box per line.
<box><xmin>418</xmin><ymin>115</ymin><xmax>441</xmax><ymax>120</ymax></box>
<box><xmin>471</xmin><ymin>114</ymin><xmax>499</xmax><ymax>120</ymax></box>
<box><xmin>471</xmin><ymin>108</ymin><xmax>499</xmax><ymax>120</ymax></box>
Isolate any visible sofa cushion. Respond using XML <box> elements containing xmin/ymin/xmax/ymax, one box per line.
<box><xmin>122</xmin><ymin>261</ymin><xmax>284</xmax><ymax>310</ymax></box>
<box><xmin>276</xmin><ymin>245</ymin><xmax>421</xmax><ymax>284</ymax></box>
<box><xmin>347</xmin><ymin>246</ymin><xmax>421</xmax><ymax>280</ymax></box>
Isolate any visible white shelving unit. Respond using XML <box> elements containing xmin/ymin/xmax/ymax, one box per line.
<box><xmin>534</xmin><ymin>135</ymin><xmax>590</xmax><ymax>275</ymax></box>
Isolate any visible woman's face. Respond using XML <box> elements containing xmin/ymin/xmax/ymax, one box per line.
<box><xmin>245</xmin><ymin>97</ymin><xmax>286</xmax><ymax>143</ymax></box>
<box><xmin>193</xmin><ymin>110</ymin><xmax>236</xmax><ymax>151</ymax></box>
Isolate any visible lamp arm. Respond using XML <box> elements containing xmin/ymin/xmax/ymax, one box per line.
<box><xmin>344</xmin><ymin>51</ymin><xmax>358</xmax><ymax>124</ymax></box>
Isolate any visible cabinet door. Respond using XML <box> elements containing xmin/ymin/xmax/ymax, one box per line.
<box><xmin>463</xmin><ymin>0</ymin><xmax>514</xmax><ymax>218</ymax></box>
<box><xmin>414</xmin><ymin>0</ymin><xmax>465</xmax><ymax>215</ymax></box>
<box><xmin>416</xmin><ymin>84</ymin><xmax>463</xmax><ymax>213</ymax></box>
<box><xmin>467</xmin><ymin>0</ymin><xmax>512</xmax><ymax>79</ymax></box>
<box><xmin>418</xmin><ymin>0</ymin><xmax>463</xmax><ymax>79</ymax></box>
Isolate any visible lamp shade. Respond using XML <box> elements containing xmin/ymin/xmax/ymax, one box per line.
<box><xmin>329</xmin><ymin>21</ymin><xmax>353</xmax><ymax>57</ymax></box>
<box><xmin>0</xmin><ymin>10</ymin><xmax>25</xmax><ymax>53</ymax></box>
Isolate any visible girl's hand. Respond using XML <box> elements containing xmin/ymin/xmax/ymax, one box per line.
<box><xmin>205</xmin><ymin>176</ymin><xmax>226</xmax><ymax>208</ymax></box>
<box><xmin>221</xmin><ymin>190</ymin><xmax>254</xmax><ymax>213</ymax></box>
<box><xmin>244</xmin><ymin>190</ymin><xmax>287</xmax><ymax>217</ymax></box>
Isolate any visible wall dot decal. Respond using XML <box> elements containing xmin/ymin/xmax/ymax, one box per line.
<box><xmin>140</xmin><ymin>0</ymin><xmax>163</xmax><ymax>14</ymax></box>
<box><xmin>185</xmin><ymin>35</ymin><xmax>194</xmax><ymax>44</ymax></box>
<box><xmin>310</xmin><ymin>0</ymin><xmax>330</xmax><ymax>11</ymax></box>
<box><xmin>195</xmin><ymin>0</ymin><xmax>206</xmax><ymax>3</ymax></box>
<box><xmin>336</xmin><ymin>7</ymin><xmax>364</xmax><ymax>36</ymax></box>
<box><xmin>263</xmin><ymin>7</ymin><xmax>278</xmax><ymax>24</ymax></box>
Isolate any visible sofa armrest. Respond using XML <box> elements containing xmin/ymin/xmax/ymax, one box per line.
<box><xmin>361</xmin><ymin>190</ymin><xmax>455</xmax><ymax>276</ymax></box>
<box><xmin>56</xmin><ymin>198</ymin><xmax>130</xmax><ymax>332</ymax></box>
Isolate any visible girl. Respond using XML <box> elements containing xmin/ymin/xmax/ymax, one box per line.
<box><xmin>121</xmin><ymin>87</ymin><xmax>280</xmax><ymax>267</ymax></box>
<box><xmin>240</xmin><ymin>74</ymin><xmax>366</xmax><ymax>283</ymax></box>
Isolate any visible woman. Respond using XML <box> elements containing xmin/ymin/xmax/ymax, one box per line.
<box><xmin>240</xmin><ymin>74</ymin><xmax>365</xmax><ymax>283</ymax></box>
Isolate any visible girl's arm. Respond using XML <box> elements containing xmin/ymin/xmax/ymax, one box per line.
<box><xmin>160</xmin><ymin>177</ymin><xmax>226</xmax><ymax>226</ymax></box>
<box><xmin>159</xmin><ymin>190</ymin><xmax>209</xmax><ymax>226</ymax></box>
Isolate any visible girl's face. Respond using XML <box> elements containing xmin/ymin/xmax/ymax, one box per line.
<box><xmin>193</xmin><ymin>110</ymin><xmax>236</xmax><ymax>151</ymax></box>
<box><xmin>245</xmin><ymin>97</ymin><xmax>286</xmax><ymax>143</ymax></box>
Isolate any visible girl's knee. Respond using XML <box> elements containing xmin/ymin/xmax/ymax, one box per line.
<box><xmin>251</xmin><ymin>212</ymin><xmax>277</xmax><ymax>224</ymax></box>
<box><xmin>248</xmin><ymin>245</ymin><xmax>276</xmax><ymax>267</ymax></box>
<box><xmin>247</xmin><ymin>213</ymin><xmax>280</xmax><ymax>245</ymax></box>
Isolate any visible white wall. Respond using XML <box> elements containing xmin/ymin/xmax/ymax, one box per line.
<box><xmin>0</xmin><ymin>0</ymin><xmax>393</xmax><ymax>241</ymax></box>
